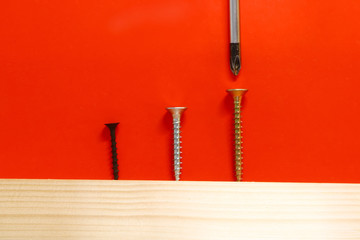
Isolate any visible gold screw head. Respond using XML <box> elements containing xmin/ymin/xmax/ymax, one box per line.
<box><xmin>226</xmin><ymin>89</ymin><xmax>248</xmax><ymax>97</ymax></box>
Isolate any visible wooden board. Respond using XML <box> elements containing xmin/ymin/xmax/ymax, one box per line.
<box><xmin>0</xmin><ymin>179</ymin><xmax>359</xmax><ymax>239</ymax></box>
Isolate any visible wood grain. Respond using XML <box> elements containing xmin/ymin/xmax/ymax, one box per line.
<box><xmin>0</xmin><ymin>179</ymin><xmax>359</xmax><ymax>239</ymax></box>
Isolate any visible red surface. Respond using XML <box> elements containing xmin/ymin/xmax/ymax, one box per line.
<box><xmin>0</xmin><ymin>1</ymin><xmax>359</xmax><ymax>182</ymax></box>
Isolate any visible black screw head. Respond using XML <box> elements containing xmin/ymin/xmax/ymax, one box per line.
<box><xmin>105</xmin><ymin>122</ymin><xmax>119</xmax><ymax>129</ymax></box>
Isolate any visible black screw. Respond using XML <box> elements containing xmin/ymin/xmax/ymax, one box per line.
<box><xmin>105</xmin><ymin>122</ymin><xmax>120</xmax><ymax>180</ymax></box>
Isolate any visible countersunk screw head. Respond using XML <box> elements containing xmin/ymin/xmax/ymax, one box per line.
<box><xmin>166</xmin><ymin>107</ymin><xmax>187</xmax><ymax>118</ymax></box>
<box><xmin>105</xmin><ymin>122</ymin><xmax>119</xmax><ymax>129</ymax></box>
<box><xmin>226</xmin><ymin>89</ymin><xmax>248</xmax><ymax>97</ymax></box>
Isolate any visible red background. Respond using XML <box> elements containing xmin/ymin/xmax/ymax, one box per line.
<box><xmin>0</xmin><ymin>0</ymin><xmax>359</xmax><ymax>182</ymax></box>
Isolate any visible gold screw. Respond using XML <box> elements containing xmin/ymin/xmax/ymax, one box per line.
<box><xmin>227</xmin><ymin>89</ymin><xmax>248</xmax><ymax>181</ymax></box>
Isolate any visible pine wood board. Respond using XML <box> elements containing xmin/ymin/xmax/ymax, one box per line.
<box><xmin>0</xmin><ymin>179</ymin><xmax>359</xmax><ymax>239</ymax></box>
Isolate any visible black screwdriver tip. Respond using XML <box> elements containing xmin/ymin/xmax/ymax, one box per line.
<box><xmin>230</xmin><ymin>43</ymin><xmax>241</xmax><ymax>76</ymax></box>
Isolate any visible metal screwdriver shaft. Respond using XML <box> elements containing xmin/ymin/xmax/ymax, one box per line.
<box><xmin>166</xmin><ymin>107</ymin><xmax>187</xmax><ymax>181</ymax></box>
<box><xmin>227</xmin><ymin>89</ymin><xmax>247</xmax><ymax>181</ymax></box>
<box><xmin>105</xmin><ymin>123</ymin><xmax>120</xmax><ymax>180</ymax></box>
<box><xmin>230</xmin><ymin>0</ymin><xmax>241</xmax><ymax>75</ymax></box>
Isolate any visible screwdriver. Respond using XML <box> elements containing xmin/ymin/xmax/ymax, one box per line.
<box><xmin>230</xmin><ymin>0</ymin><xmax>241</xmax><ymax>75</ymax></box>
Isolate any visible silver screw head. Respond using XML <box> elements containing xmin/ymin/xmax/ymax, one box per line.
<box><xmin>166</xmin><ymin>107</ymin><xmax>187</xmax><ymax>119</ymax></box>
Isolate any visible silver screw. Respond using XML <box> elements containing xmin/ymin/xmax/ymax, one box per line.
<box><xmin>227</xmin><ymin>89</ymin><xmax>247</xmax><ymax>181</ymax></box>
<box><xmin>166</xmin><ymin>107</ymin><xmax>187</xmax><ymax>181</ymax></box>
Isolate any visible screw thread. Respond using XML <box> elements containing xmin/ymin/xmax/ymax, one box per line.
<box><xmin>109</xmin><ymin>130</ymin><xmax>119</xmax><ymax>180</ymax></box>
<box><xmin>173</xmin><ymin>118</ymin><xmax>182</xmax><ymax>181</ymax></box>
<box><xmin>233</xmin><ymin>96</ymin><xmax>243</xmax><ymax>181</ymax></box>
<box><xmin>105</xmin><ymin>123</ymin><xmax>119</xmax><ymax>180</ymax></box>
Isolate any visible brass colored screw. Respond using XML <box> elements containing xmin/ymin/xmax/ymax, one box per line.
<box><xmin>227</xmin><ymin>89</ymin><xmax>247</xmax><ymax>181</ymax></box>
<box><xmin>166</xmin><ymin>107</ymin><xmax>187</xmax><ymax>181</ymax></box>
